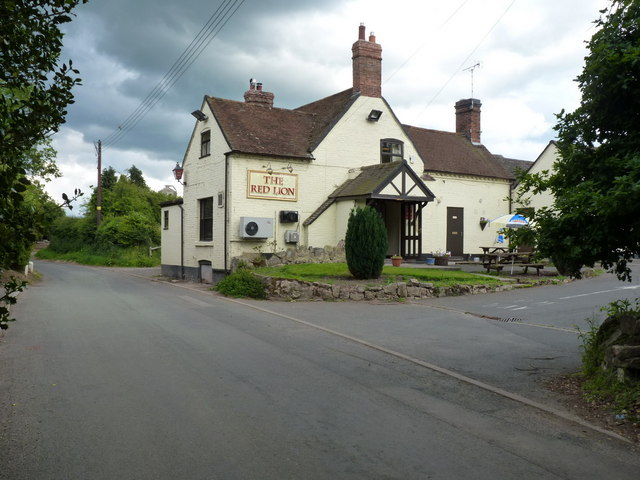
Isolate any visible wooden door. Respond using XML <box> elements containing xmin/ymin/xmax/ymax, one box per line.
<box><xmin>446</xmin><ymin>207</ymin><xmax>464</xmax><ymax>257</ymax></box>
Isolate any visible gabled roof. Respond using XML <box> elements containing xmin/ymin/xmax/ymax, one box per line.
<box><xmin>402</xmin><ymin>124</ymin><xmax>513</xmax><ymax>180</ymax></box>
<box><xmin>205</xmin><ymin>89</ymin><xmax>359</xmax><ymax>160</ymax></box>
<box><xmin>330</xmin><ymin>160</ymin><xmax>435</xmax><ymax>201</ymax></box>
<box><xmin>304</xmin><ymin>160</ymin><xmax>434</xmax><ymax>226</ymax></box>
<box><xmin>206</xmin><ymin>97</ymin><xmax>315</xmax><ymax>159</ymax></box>
<box><xmin>295</xmin><ymin>88</ymin><xmax>360</xmax><ymax>151</ymax></box>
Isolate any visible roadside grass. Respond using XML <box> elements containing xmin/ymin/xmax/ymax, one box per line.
<box><xmin>36</xmin><ymin>246</ymin><xmax>160</xmax><ymax>267</ymax></box>
<box><xmin>254</xmin><ymin>262</ymin><xmax>507</xmax><ymax>287</ymax></box>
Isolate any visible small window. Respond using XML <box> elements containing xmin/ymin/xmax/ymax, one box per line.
<box><xmin>200</xmin><ymin>130</ymin><xmax>211</xmax><ymax>157</ymax></box>
<box><xmin>163</xmin><ymin>210</ymin><xmax>169</xmax><ymax>230</ymax></box>
<box><xmin>199</xmin><ymin>197</ymin><xmax>213</xmax><ymax>241</ymax></box>
<box><xmin>381</xmin><ymin>139</ymin><xmax>403</xmax><ymax>163</ymax></box>
<box><xmin>217</xmin><ymin>191</ymin><xmax>224</xmax><ymax>208</ymax></box>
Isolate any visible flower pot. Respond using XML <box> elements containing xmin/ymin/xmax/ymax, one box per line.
<box><xmin>434</xmin><ymin>256</ymin><xmax>448</xmax><ymax>266</ymax></box>
<box><xmin>391</xmin><ymin>257</ymin><xmax>402</xmax><ymax>267</ymax></box>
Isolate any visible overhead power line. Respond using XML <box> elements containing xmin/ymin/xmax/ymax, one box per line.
<box><xmin>102</xmin><ymin>0</ymin><xmax>245</xmax><ymax>149</ymax></box>
<box><xmin>412</xmin><ymin>0</ymin><xmax>517</xmax><ymax>124</ymax></box>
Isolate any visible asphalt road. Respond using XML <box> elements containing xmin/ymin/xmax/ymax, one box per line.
<box><xmin>1</xmin><ymin>261</ymin><xmax>639</xmax><ymax>479</ymax></box>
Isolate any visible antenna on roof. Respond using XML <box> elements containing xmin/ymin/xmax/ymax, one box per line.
<box><xmin>463</xmin><ymin>62</ymin><xmax>481</xmax><ymax>98</ymax></box>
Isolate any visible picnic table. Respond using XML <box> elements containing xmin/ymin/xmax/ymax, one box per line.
<box><xmin>479</xmin><ymin>247</ymin><xmax>545</xmax><ymax>275</ymax></box>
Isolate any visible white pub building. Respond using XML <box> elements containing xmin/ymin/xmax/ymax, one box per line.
<box><xmin>161</xmin><ymin>24</ymin><xmax>529</xmax><ymax>282</ymax></box>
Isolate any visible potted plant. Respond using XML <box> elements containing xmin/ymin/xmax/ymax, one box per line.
<box><xmin>432</xmin><ymin>249</ymin><xmax>450</xmax><ymax>266</ymax></box>
<box><xmin>391</xmin><ymin>254</ymin><xmax>403</xmax><ymax>267</ymax></box>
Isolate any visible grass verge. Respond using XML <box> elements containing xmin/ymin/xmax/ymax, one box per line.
<box><xmin>254</xmin><ymin>262</ymin><xmax>507</xmax><ymax>288</ymax></box>
<box><xmin>36</xmin><ymin>246</ymin><xmax>160</xmax><ymax>267</ymax></box>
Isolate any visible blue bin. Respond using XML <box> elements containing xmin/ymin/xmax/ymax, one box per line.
<box><xmin>425</xmin><ymin>258</ymin><xmax>435</xmax><ymax>265</ymax></box>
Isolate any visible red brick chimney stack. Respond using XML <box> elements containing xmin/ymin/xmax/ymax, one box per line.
<box><xmin>352</xmin><ymin>23</ymin><xmax>382</xmax><ymax>98</ymax></box>
<box><xmin>455</xmin><ymin>98</ymin><xmax>482</xmax><ymax>144</ymax></box>
<box><xmin>244</xmin><ymin>78</ymin><xmax>274</xmax><ymax>107</ymax></box>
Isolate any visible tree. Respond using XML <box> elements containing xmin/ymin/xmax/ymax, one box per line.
<box><xmin>101</xmin><ymin>166</ymin><xmax>119</xmax><ymax>191</ymax></box>
<box><xmin>127</xmin><ymin>165</ymin><xmax>147</xmax><ymax>188</ymax></box>
<box><xmin>0</xmin><ymin>0</ymin><xmax>88</xmax><ymax>269</ymax></box>
<box><xmin>345</xmin><ymin>206</ymin><xmax>388</xmax><ymax>279</ymax></box>
<box><xmin>515</xmin><ymin>0</ymin><xmax>640</xmax><ymax>281</ymax></box>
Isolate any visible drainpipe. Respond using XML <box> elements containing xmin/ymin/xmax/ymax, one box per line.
<box><xmin>224</xmin><ymin>153</ymin><xmax>230</xmax><ymax>273</ymax></box>
<box><xmin>179</xmin><ymin>204</ymin><xmax>185</xmax><ymax>279</ymax></box>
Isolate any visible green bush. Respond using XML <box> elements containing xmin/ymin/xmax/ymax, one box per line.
<box><xmin>345</xmin><ymin>206</ymin><xmax>388</xmax><ymax>279</ymax></box>
<box><xmin>215</xmin><ymin>270</ymin><xmax>267</xmax><ymax>299</ymax></box>
<box><xmin>97</xmin><ymin>212</ymin><xmax>158</xmax><ymax>248</ymax></box>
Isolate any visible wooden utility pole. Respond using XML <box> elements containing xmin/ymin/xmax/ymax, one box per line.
<box><xmin>95</xmin><ymin>140</ymin><xmax>102</xmax><ymax>226</ymax></box>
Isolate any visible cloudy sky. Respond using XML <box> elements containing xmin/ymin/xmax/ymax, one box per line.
<box><xmin>49</xmin><ymin>0</ymin><xmax>607</xmax><ymax>209</ymax></box>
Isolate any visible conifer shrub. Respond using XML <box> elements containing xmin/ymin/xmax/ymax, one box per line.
<box><xmin>345</xmin><ymin>206</ymin><xmax>389</xmax><ymax>279</ymax></box>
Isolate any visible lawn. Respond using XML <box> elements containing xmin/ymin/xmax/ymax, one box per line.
<box><xmin>254</xmin><ymin>262</ymin><xmax>507</xmax><ymax>288</ymax></box>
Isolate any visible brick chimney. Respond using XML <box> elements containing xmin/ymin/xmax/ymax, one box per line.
<box><xmin>455</xmin><ymin>98</ymin><xmax>482</xmax><ymax>144</ymax></box>
<box><xmin>244</xmin><ymin>79</ymin><xmax>274</xmax><ymax>107</ymax></box>
<box><xmin>352</xmin><ymin>23</ymin><xmax>382</xmax><ymax>97</ymax></box>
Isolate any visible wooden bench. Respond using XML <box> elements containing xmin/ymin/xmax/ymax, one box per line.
<box><xmin>484</xmin><ymin>264</ymin><xmax>504</xmax><ymax>273</ymax></box>
<box><xmin>485</xmin><ymin>263</ymin><xmax>545</xmax><ymax>275</ymax></box>
<box><xmin>518</xmin><ymin>263</ymin><xmax>545</xmax><ymax>275</ymax></box>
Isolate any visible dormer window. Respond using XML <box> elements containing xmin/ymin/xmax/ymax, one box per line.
<box><xmin>200</xmin><ymin>130</ymin><xmax>211</xmax><ymax>157</ymax></box>
<box><xmin>381</xmin><ymin>139</ymin><xmax>403</xmax><ymax>163</ymax></box>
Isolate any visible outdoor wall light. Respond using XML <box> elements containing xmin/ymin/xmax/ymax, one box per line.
<box><xmin>367</xmin><ymin>109</ymin><xmax>383</xmax><ymax>121</ymax></box>
<box><xmin>172</xmin><ymin>162</ymin><xmax>186</xmax><ymax>185</ymax></box>
<box><xmin>191</xmin><ymin>110</ymin><xmax>208</xmax><ymax>121</ymax></box>
<box><xmin>282</xmin><ymin>163</ymin><xmax>293</xmax><ymax>173</ymax></box>
<box><xmin>262</xmin><ymin>163</ymin><xmax>273</xmax><ymax>175</ymax></box>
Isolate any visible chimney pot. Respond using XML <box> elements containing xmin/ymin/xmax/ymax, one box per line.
<box><xmin>352</xmin><ymin>24</ymin><xmax>382</xmax><ymax>98</ymax></box>
<box><xmin>358</xmin><ymin>23</ymin><xmax>366</xmax><ymax>40</ymax></box>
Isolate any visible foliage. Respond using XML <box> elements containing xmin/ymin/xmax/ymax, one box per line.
<box><xmin>126</xmin><ymin>165</ymin><xmax>147</xmax><ymax>188</ymax></box>
<box><xmin>514</xmin><ymin>0</ymin><xmax>640</xmax><ymax>280</ymax></box>
<box><xmin>101</xmin><ymin>166</ymin><xmax>118</xmax><ymax>191</ymax></box>
<box><xmin>97</xmin><ymin>211</ymin><xmax>159</xmax><ymax>248</ymax></box>
<box><xmin>215</xmin><ymin>270</ymin><xmax>267</xmax><ymax>299</ymax></box>
<box><xmin>345</xmin><ymin>206</ymin><xmax>389</xmax><ymax>279</ymax></box>
<box><xmin>47</xmin><ymin>166</ymin><xmax>175</xmax><ymax>264</ymax></box>
<box><xmin>0</xmin><ymin>1</ymin><xmax>87</xmax><ymax>269</ymax></box>
<box><xmin>0</xmin><ymin>275</ymin><xmax>28</xmax><ymax>330</ymax></box>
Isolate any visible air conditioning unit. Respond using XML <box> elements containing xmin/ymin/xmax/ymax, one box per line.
<box><xmin>284</xmin><ymin>230</ymin><xmax>299</xmax><ymax>244</ymax></box>
<box><xmin>239</xmin><ymin>217</ymin><xmax>273</xmax><ymax>239</ymax></box>
<box><xmin>279</xmin><ymin>210</ymin><xmax>299</xmax><ymax>223</ymax></box>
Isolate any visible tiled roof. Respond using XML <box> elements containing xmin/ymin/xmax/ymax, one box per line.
<box><xmin>206</xmin><ymin>97</ymin><xmax>315</xmax><ymax>159</ymax></box>
<box><xmin>295</xmin><ymin>89</ymin><xmax>359</xmax><ymax>150</ymax></box>
<box><xmin>402</xmin><ymin>124</ymin><xmax>513</xmax><ymax>180</ymax></box>
<box><xmin>206</xmin><ymin>89</ymin><xmax>358</xmax><ymax>160</ymax></box>
<box><xmin>305</xmin><ymin>160</ymin><xmax>435</xmax><ymax>226</ymax></box>
<box><xmin>494</xmin><ymin>155</ymin><xmax>533</xmax><ymax>179</ymax></box>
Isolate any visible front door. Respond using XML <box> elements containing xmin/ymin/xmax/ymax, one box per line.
<box><xmin>401</xmin><ymin>202</ymin><xmax>423</xmax><ymax>258</ymax></box>
<box><xmin>446</xmin><ymin>207</ymin><xmax>464</xmax><ymax>257</ymax></box>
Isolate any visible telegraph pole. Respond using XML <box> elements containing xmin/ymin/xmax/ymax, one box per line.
<box><xmin>95</xmin><ymin>140</ymin><xmax>102</xmax><ymax>226</ymax></box>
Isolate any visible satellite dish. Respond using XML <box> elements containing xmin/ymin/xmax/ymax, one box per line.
<box><xmin>245</xmin><ymin>221</ymin><xmax>259</xmax><ymax>236</ymax></box>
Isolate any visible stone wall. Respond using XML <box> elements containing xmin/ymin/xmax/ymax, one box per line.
<box><xmin>601</xmin><ymin>313</ymin><xmax>640</xmax><ymax>382</ymax></box>
<box><xmin>232</xmin><ymin>243</ymin><xmax>346</xmax><ymax>271</ymax></box>
<box><xmin>258</xmin><ymin>276</ymin><xmax>516</xmax><ymax>302</ymax></box>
